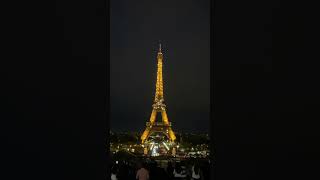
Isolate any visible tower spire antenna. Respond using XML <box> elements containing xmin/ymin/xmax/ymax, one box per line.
<box><xmin>159</xmin><ymin>40</ymin><xmax>162</xmax><ymax>53</ymax></box>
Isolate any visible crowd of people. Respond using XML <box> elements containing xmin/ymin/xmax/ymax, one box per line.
<box><xmin>110</xmin><ymin>158</ymin><xmax>210</xmax><ymax>180</ymax></box>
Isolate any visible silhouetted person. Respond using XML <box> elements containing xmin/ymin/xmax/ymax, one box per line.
<box><xmin>200</xmin><ymin>160</ymin><xmax>210</xmax><ymax>180</ymax></box>
<box><xmin>127</xmin><ymin>162</ymin><xmax>136</xmax><ymax>180</ymax></box>
<box><xmin>149</xmin><ymin>160</ymin><xmax>157</xmax><ymax>180</ymax></box>
<box><xmin>118</xmin><ymin>162</ymin><xmax>129</xmax><ymax>180</ymax></box>
<box><xmin>173</xmin><ymin>162</ymin><xmax>187</xmax><ymax>179</ymax></box>
<box><xmin>191</xmin><ymin>162</ymin><xmax>203</xmax><ymax>180</ymax></box>
<box><xmin>166</xmin><ymin>161</ymin><xmax>174</xmax><ymax>179</ymax></box>
<box><xmin>181</xmin><ymin>161</ymin><xmax>191</xmax><ymax>178</ymax></box>
<box><xmin>136</xmin><ymin>162</ymin><xmax>149</xmax><ymax>180</ymax></box>
<box><xmin>149</xmin><ymin>161</ymin><xmax>169</xmax><ymax>180</ymax></box>
<box><xmin>111</xmin><ymin>165</ymin><xmax>119</xmax><ymax>180</ymax></box>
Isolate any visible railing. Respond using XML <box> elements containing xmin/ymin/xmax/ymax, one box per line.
<box><xmin>146</xmin><ymin>122</ymin><xmax>171</xmax><ymax>127</ymax></box>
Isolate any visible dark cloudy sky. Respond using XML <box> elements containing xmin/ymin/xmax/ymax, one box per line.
<box><xmin>110</xmin><ymin>0</ymin><xmax>210</xmax><ymax>133</ymax></box>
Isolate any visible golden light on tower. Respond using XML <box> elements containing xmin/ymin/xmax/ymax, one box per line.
<box><xmin>141</xmin><ymin>43</ymin><xmax>176</xmax><ymax>145</ymax></box>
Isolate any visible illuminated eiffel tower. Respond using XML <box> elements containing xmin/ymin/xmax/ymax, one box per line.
<box><xmin>141</xmin><ymin>43</ymin><xmax>176</xmax><ymax>155</ymax></box>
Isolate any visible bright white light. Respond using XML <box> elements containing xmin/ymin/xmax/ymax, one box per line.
<box><xmin>162</xmin><ymin>142</ymin><xmax>169</xmax><ymax>150</ymax></box>
<box><xmin>151</xmin><ymin>145</ymin><xmax>159</xmax><ymax>156</ymax></box>
<box><xmin>150</xmin><ymin>144</ymin><xmax>154</xmax><ymax>151</ymax></box>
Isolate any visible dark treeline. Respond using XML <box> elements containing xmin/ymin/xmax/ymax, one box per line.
<box><xmin>110</xmin><ymin>131</ymin><xmax>209</xmax><ymax>145</ymax></box>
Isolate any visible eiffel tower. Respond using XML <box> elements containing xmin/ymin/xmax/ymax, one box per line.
<box><xmin>141</xmin><ymin>43</ymin><xmax>176</xmax><ymax>151</ymax></box>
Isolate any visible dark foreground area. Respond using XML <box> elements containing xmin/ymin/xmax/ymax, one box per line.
<box><xmin>110</xmin><ymin>155</ymin><xmax>211</xmax><ymax>180</ymax></box>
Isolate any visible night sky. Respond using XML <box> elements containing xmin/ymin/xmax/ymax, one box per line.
<box><xmin>110</xmin><ymin>0</ymin><xmax>210</xmax><ymax>133</ymax></box>
<box><xmin>2</xmin><ymin>0</ymin><xmax>320</xmax><ymax>179</ymax></box>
